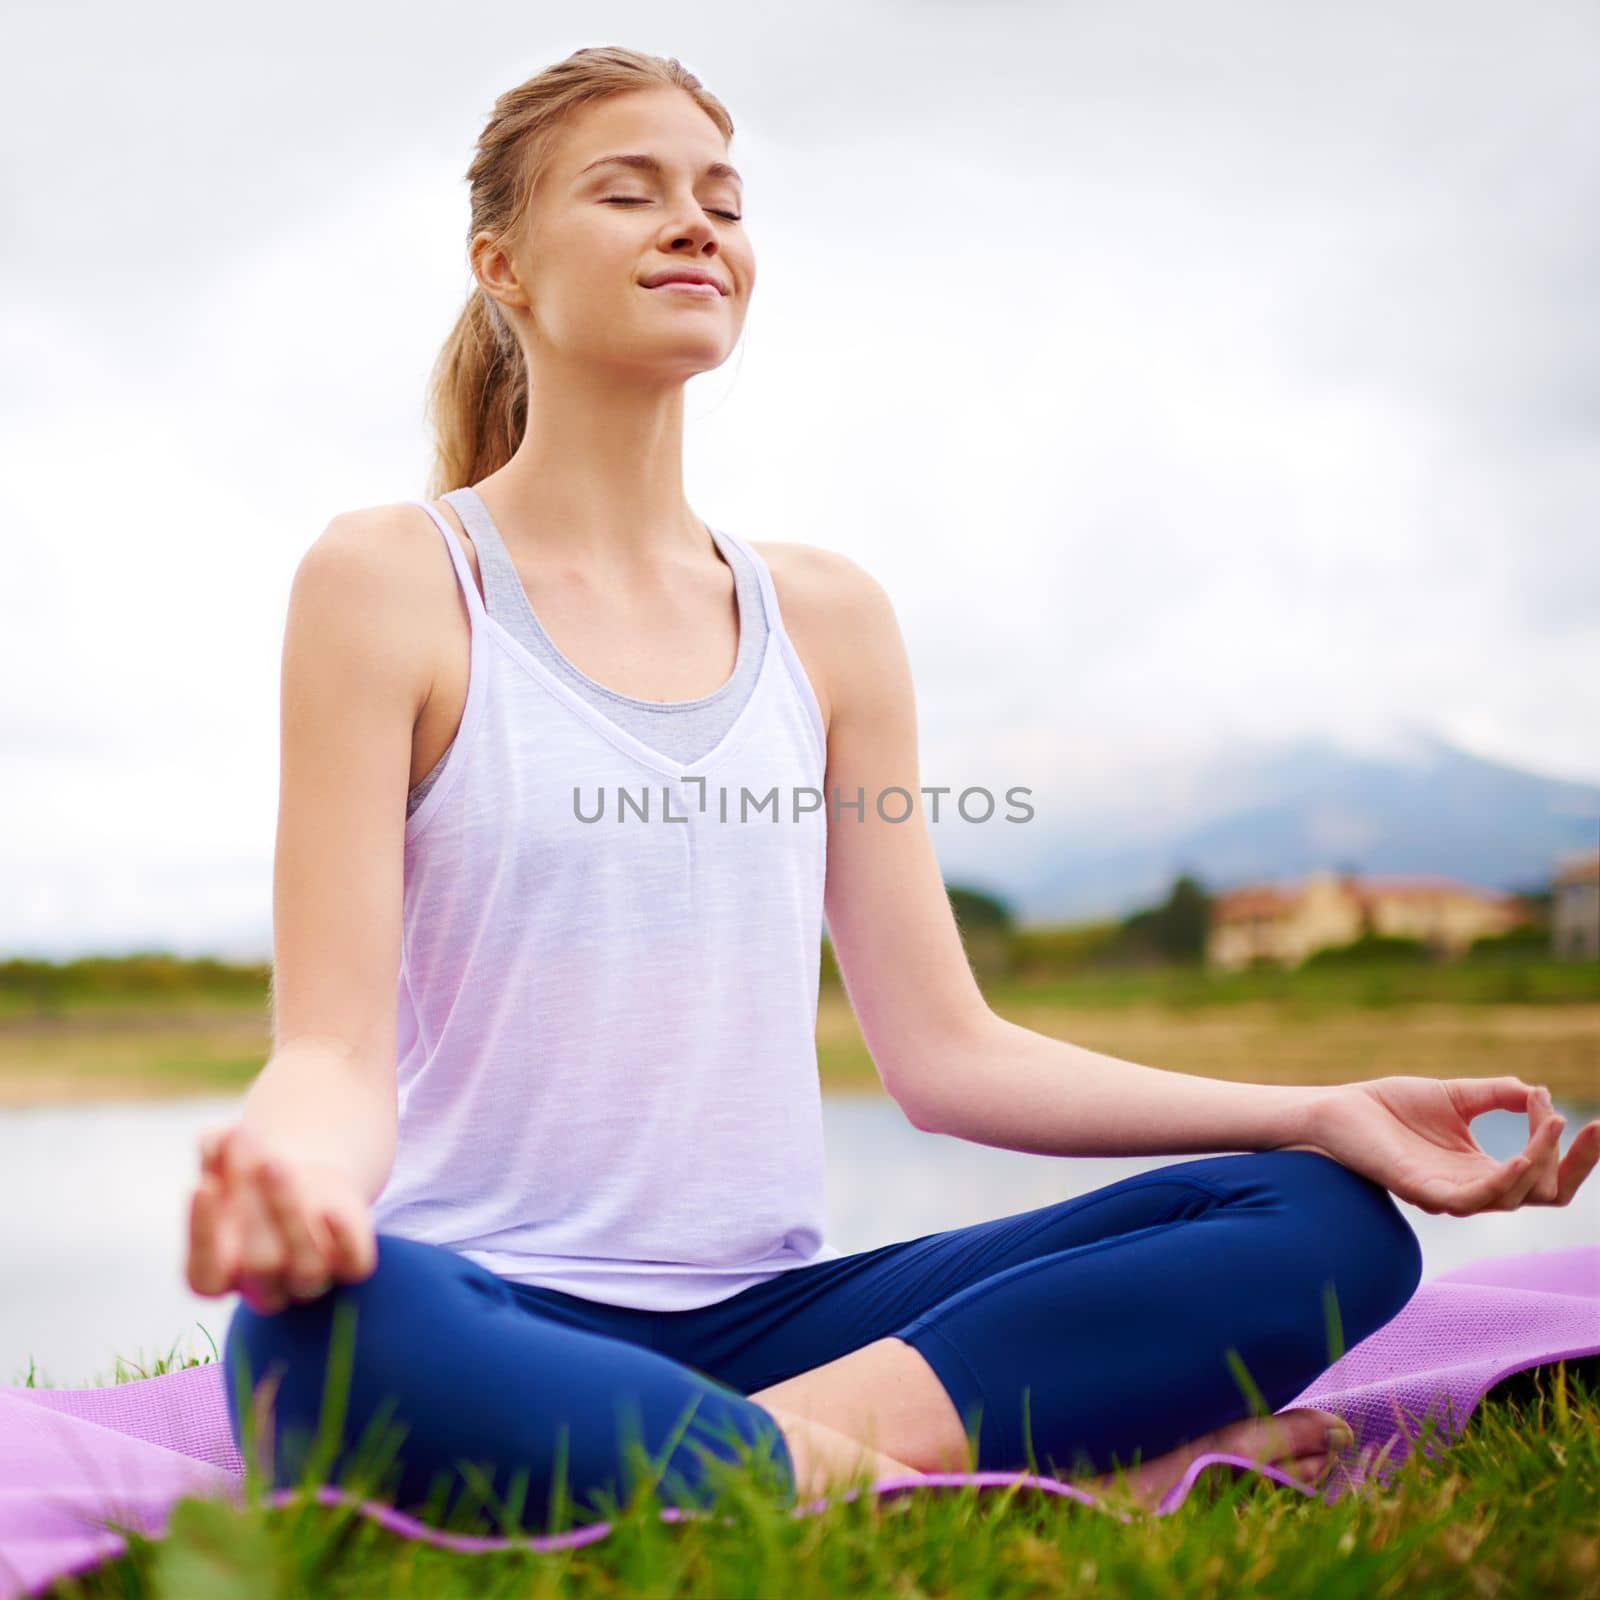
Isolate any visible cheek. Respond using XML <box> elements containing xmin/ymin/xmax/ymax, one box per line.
<box><xmin>540</xmin><ymin>211</ymin><xmax>633</xmax><ymax>279</ymax></box>
<box><xmin>733</xmin><ymin>243</ymin><xmax>757</xmax><ymax>293</ymax></box>
<box><xmin>528</xmin><ymin>228</ymin><xmax>632</xmax><ymax>322</ymax></box>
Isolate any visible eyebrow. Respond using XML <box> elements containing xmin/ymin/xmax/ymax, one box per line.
<box><xmin>575</xmin><ymin>153</ymin><xmax>743</xmax><ymax>189</ymax></box>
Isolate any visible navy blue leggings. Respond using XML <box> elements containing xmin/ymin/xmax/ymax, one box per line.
<box><xmin>223</xmin><ymin>1150</ymin><xmax>1422</xmax><ymax>1530</ymax></box>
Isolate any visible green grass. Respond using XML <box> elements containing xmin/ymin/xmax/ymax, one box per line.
<box><xmin>972</xmin><ymin>958</ymin><xmax>1600</xmax><ymax>1015</ymax></box>
<box><xmin>31</xmin><ymin>1344</ymin><xmax>1600</xmax><ymax>1598</ymax></box>
<box><xmin>4</xmin><ymin>954</ymin><xmax>1595</xmax><ymax>1029</ymax></box>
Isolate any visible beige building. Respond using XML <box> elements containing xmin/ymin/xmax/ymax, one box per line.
<box><xmin>1551</xmin><ymin>851</ymin><xmax>1600</xmax><ymax>961</ymax></box>
<box><xmin>1207</xmin><ymin>866</ymin><xmax>1529</xmax><ymax>969</ymax></box>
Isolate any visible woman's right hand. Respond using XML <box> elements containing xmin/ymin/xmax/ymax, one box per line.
<box><xmin>186</xmin><ymin>1122</ymin><xmax>378</xmax><ymax>1313</ymax></box>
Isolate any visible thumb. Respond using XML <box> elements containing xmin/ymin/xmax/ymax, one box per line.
<box><xmin>187</xmin><ymin>1172</ymin><xmax>239</xmax><ymax>1295</ymax></box>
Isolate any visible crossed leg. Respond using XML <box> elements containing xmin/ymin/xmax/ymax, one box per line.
<box><xmin>724</xmin><ymin>1150</ymin><xmax>1422</xmax><ymax>1508</ymax></box>
<box><xmin>752</xmin><ymin>1336</ymin><xmax>1355</xmax><ymax>1508</ymax></box>
<box><xmin>219</xmin><ymin>1152</ymin><xmax>1421</xmax><ymax>1524</ymax></box>
<box><xmin>221</xmin><ymin>1233</ymin><xmax>818</xmax><ymax>1526</ymax></box>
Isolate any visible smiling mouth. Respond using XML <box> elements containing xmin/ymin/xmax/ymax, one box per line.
<box><xmin>642</xmin><ymin>281</ymin><xmax>725</xmax><ymax>297</ymax></box>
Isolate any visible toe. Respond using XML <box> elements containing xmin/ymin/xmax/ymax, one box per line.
<box><xmin>1277</xmin><ymin>1406</ymin><xmax>1353</xmax><ymax>1454</ymax></box>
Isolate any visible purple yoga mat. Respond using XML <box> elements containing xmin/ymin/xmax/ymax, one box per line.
<box><xmin>3</xmin><ymin>1244</ymin><xmax>1596</xmax><ymax>1599</ymax></box>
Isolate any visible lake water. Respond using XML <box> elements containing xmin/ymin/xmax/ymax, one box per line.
<box><xmin>3</xmin><ymin>1092</ymin><xmax>1595</xmax><ymax>1387</ymax></box>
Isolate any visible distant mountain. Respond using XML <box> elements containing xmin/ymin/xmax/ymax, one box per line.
<box><xmin>934</xmin><ymin>729</ymin><xmax>1600</xmax><ymax>925</ymax></box>
<box><xmin>15</xmin><ymin>731</ymin><xmax>1593</xmax><ymax>959</ymax></box>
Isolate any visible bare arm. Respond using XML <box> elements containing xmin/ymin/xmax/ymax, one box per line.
<box><xmin>187</xmin><ymin>505</ymin><xmax>454</xmax><ymax>1307</ymax></box>
<box><xmin>240</xmin><ymin>507</ymin><xmax>443</xmax><ymax>1198</ymax></box>
<box><xmin>783</xmin><ymin>550</ymin><xmax>993</xmax><ymax>1118</ymax></box>
<box><xmin>903</xmin><ymin>1015</ymin><xmax>1324</xmax><ymax>1155</ymax></box>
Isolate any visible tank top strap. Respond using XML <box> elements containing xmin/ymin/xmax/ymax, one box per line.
<box><xmin>441</xmin><ymin>486</ymin><xmax>530</xmax><ymax>628</ymax></box>
<box><xmin>710</xmin><ymin>526</ymin><xmax>828</xmax><ymax>765</ymax></box>
<box><xmin>409</xmin><ymin>498</ymin><xmax>488</xmax><ymax>625</ymax></box>
<box><xmin>710</xmin><ymin>527</ymin><xmax>787</xmax><ymax>648</ymax></box>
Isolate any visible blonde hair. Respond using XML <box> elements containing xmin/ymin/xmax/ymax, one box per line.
<box><xmin>424</xmin><ymin>47</ymin><xmax>735</xmax><ymax>499</ymax></box>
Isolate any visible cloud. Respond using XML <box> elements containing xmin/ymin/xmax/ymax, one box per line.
<box><xmin>2</xmin><ymin>0</ymin><xmax>1595</xmax><ymax>951</ymax></box>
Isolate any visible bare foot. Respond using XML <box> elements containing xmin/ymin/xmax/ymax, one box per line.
<box><xmin>1073</xmin><ymin>1407</ymin><xmax>1354</xmax><ymax>1511</ymax></box>
<box><xmin>761</xmin><ymin>1402</ymin><xmax>928</xmax><ymax>1500</ymax></box>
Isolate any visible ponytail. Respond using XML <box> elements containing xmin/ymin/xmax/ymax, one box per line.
<box><xmin>425</xmin><ymin>285</ymin><xmax>528</xmax><ymax>499</ymax></box>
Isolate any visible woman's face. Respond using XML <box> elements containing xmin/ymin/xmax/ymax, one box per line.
<box><xmin>481</xmin><ymin>87</ymin><xmax>754</xmax><ymax>383</ymax></box>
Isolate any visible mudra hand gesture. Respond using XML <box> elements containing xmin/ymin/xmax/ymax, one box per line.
<box><xmin>186</xmin><ymin>1122</ymin><xmax>377</xmax><ymax>1314</ymax></box>
<box><xmin>1292</xmin><ymin>1076</ymin><xmax>1599</xmax><ymax>1216</ymax></box>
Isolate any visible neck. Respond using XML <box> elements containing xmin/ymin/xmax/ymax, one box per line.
<box><xmin>483</xmin><ymin>365</ymin><xmax>711</xmax><ymax>574</ymax></box>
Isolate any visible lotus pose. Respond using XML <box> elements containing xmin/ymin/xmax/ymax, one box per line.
<box><xmin>186</xmin><ymin>46</ymin><xmax>1599</xmax><ymax>1525</ymax></box>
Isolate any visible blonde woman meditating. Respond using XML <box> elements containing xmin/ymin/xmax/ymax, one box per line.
<box><xmin>185</xmin><ymin>45</ymin><xmax>1597</xmax><ymax>1529</ymax></box>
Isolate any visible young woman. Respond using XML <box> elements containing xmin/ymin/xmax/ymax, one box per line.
<box><xmin>186</xmin><ymin>47</ymin><xmax>1596</xmax><ymax>1531</ymax></box>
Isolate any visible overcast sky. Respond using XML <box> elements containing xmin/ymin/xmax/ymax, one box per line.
<box><xmin>2</xmin><ymin>0</ymin><xmax>1596</xmax><ymax>957</ymax></box>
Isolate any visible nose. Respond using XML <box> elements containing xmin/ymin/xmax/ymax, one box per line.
<box><xmin>656</xmin><ymin>207</ymin><xmax>720</xmax><ymax>257</ymax></box>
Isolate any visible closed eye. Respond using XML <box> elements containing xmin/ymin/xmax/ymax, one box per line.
<box><xmin>604</xmin><ymin>197</ymin><xmax>742</xmax><ymax>221</ymax></box>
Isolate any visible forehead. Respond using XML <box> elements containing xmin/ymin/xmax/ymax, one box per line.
<box><xmin>556</xmin><ymin>89</ymin><xmax>737</xmax><ymax>184</ymax></box>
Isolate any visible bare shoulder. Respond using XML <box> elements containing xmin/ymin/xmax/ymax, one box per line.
<box><xmin>300</xmin><ymin>499</ymin><xmax>463</xmax><ymax>593</ymax></box>
<box><xmin>749</xmin><ymin>539</ymin><xmax>892</xmax><ymax>619</ymax></box>
<box><xmin>288</xmin><ymin>500</ymin><xmax>472</xmax><ymax>706</ymax></box>
<box><xmin>748</xmin><ymin>540</ymin><xmax>903</xmax><ymax>734</ymax></box>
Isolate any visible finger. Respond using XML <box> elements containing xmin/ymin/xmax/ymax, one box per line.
<box><xmin>1556</xmin><ymin>1119</ymin><xmax>1600</xmax><ymax>1207</ymax></box>
<box><xmin>186</xmin><ymin>1173</ymin><xmax>237</xmax><ymax>1295</ymax></box>
<box><xmin>257</xmin><ymin>1160</ymin><xmax>336</xmax><ymax>1297</ymax></box>
<box><xmin>1447</xmin><ymin>1075</ymin><xmax>1540</xmax><ymax>1122</ymax></box>
<box><xmin>1488</xmin><ymin>1086</ymin><xmax>1556</xmax><ymax>1209</ymax></box>
<box><xmin>1422</xmin><ymin>1152</ymin><xmax>1530</xmax><ymax>1217</ymax></box>
<box><xmin>1480</xmin><ymin>1154</ymin><xmax>1538</xmax><ymax>1215</ymax></box>
<box><xmin>1498</xmin><ymin>1107</ymin><xmax>1566</xmax><ymax>1209</ymax></box>
<box><xmin>222</xmin><ymin>1128</ymin><xmax>287</xmax><ymax>1279</ymax></box>
<box><xmin>198</xmin><ymin>1126</ymin><xmax>231</xmax><ymax>1181</ymax></box>
<box><xmin>324</xmin><ymin>1207</ymin><xmax>377</xmax><ymax>1281</ymax></box>
<box><xmin>1529</xmin><ymin>1089</ymin><xmax>1566</xmax><ymax>1205</ymax></box>
<box><xmin>1497</xmin><ymin>1100</ymin><xmax>1561</xmax><ymax>1209</ymax></box>
<box><xmin>238</xmin><ymin>1271</ymin><xmax>289</xmax><ymax>1315</ymax></box>
<box><xmin>214</xmin><ymin>1149</ymin><xmax>287</xmax><ymax>1313</ymax></box>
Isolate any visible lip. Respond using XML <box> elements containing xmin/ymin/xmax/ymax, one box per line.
<box><xmin>638</xmin><ymin>269</ymin><xmax>729</xmax><ymax>295</ymax></box>
<box><xmin>643</xmin><ymin>281</ymin><xmax>724</xmax><ymax>299</ymax></box>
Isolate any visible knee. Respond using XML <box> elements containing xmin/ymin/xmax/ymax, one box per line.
<box><xmin>224</xmin><ymin>1230</ymin><xmax>408</xmax><ymax>1365</ymax></box>
<box><xmin>221</xmin><ymin>1232</ymin><xmax>445</xmax><ymax>1475</ymax></box>
<box><xmin>1291</xmin><ymin>1152</ymin><xmax>1424</xmax><ymax>1342</ymax></box>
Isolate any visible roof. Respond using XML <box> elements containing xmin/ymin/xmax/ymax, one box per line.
<box><xmin>1554</xmin><ymin>852</ymin><xmax>1600</xmax><ymax>886</ymax></box>
<box><xmin>1211</xmin><ymin>872</ymin><xmax>1518</xmax><ymax>924</ymax></box>
<box><xmin>1211</xmin><ymin>887</ymin><xmax>1298</xmax><ymax>921</ymax></box>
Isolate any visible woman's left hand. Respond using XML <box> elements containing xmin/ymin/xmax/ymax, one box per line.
<box><xmin>1285</xmin><ymin>1076</ymin><xmax>1600</xmax><ymax>1216</ymax></box>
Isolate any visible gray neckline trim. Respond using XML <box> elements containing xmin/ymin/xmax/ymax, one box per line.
<box><xmin>443</xmin><ymin>486</ymin><xmax>766</xmax><ymax>715</ymax></box>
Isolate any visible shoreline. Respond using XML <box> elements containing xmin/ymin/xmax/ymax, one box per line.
<box><xmin>3</xmin><ymin>998</ymin><xmax>1597</xmax><ymax>1111</ymax></box>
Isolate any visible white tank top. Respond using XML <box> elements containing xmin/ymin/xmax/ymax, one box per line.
<box><xmin>369</xmin><ymin>498</ymin><xmax>843</xmax><ymax>1309</ymax></box>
